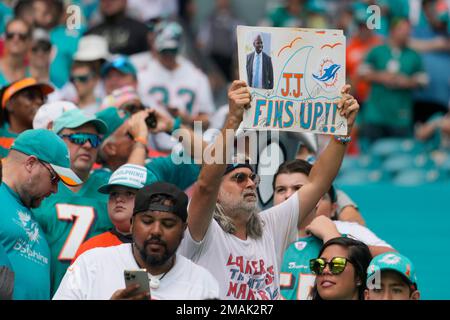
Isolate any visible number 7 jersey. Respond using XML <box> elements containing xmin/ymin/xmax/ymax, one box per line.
<box><xmin>32</xmin><ymin>169</ymin><xmax>113</xmax><ymax>296</ymax></box>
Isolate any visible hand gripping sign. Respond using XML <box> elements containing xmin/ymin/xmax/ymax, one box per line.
<box><xmin>238</xmin><ymin>26</ymin><xmax>347</xmax><ymax>135</ymax></box>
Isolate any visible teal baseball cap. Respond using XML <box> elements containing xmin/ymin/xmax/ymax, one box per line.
<box><xmin>95</xmin><ymin>107</ymin><xmax>130</xmax><ymax>139</ymax></box>
<box><xmin>98</xmin><ymin>164</ymin><xmax>157</xmax><ymax>194</ymax></box>
<box><xmin>100</xmin><ymin>55</ymin><xmax>137</xmax><ymax>78</ymax></box>
<box><xmin>10</xmin><ymin>129</ymin><xmax>82</xmax><ymax>186</ymax></box>
<box><xmin>367</xmin><ymin>252</ymin><xmax>418</xmax><ymax>290</ymax></box>
<box><xmin>154</xmin><ymin>21</ymin><xmax>182</xmax><ymax>52</ymax></box>
<box><xmin>53</xmin><ymin>108</ymin><xmax>108</xmax><ymax>135</ymax></box>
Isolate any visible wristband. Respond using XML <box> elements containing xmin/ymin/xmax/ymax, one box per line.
<box><xmin>134</xmin><ymin>136</ymin><xmax>148</xmax><ymax>146</ymax></box>
<box><xmin>333</xmin><ymin>135</ymin><xmax>352</xmax><ymax>145</ymax></box>
<box><xmin>170</xmin><ymin>116</ymin><xmax>182</xmax><ymax>134</ymax></box>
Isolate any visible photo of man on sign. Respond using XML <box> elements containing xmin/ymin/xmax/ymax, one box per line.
<box><xmin>246</xmin><ymin>33</ymin><xmax>274</xmax><ymax>89</ymax></box>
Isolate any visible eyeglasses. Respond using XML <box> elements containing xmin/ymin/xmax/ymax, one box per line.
<box><xmin>59</xmin><ymin>133</ymin><xmax>102</xmax><ymax>148</ymax></box>
<box><xmin>230</xmin><ymin>172</ymin><xmax>260</xmax><ymax>187</ymax></box>
<box><xmin>6</xmin><ymin>32</ymin><xmax>29</xmax><ymax>41</ymax></box>
<box><xmin>38</xmin><ymin>160</ymin><xmax>60</xmax><ymax>185</ymax></box>
<box><xmin>310</xmin><ymin>257</ymin><xmax>352</xmax><ymax>275</ymax></box>
<box><xmin>70</xmin><ymin>73</ymin><xmax>94</xmax><ymax>84</ymax></box>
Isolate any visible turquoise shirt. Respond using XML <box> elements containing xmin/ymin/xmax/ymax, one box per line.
<box><xmin>49</xmin><ymin>25</ymin><xmax>85</xmax><ymax>88</ymax></box>
<box><xmin>0</xmin><ymin>183</ymin><xmax>51</xmax><ymax>300</ymax></box>
<box><xmin>32</xmin><ymin>169</ymin><xmax>112</xmax><ymax>296</ymax></box>
<box><xmin>145</xmin><ymin>156</ymin><xmax>201</xmax><ymax>190</ymax></box>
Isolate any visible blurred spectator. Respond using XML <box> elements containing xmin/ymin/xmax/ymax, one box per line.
<box><xmin>197</xmin><ymin>0</ymin><xmax>241</xmax><ymax>81</ymax></box>
<box><xmin>0</xmin><ymin>18</ymin><xmax>32</xmax><ymax>87</ymax></box>
<box><xmin>265</xmin><ymin>0</ymin><xmax>328</xmax><ymax>28</ymax></box>
<box><xmin>14</xmin><ymin>0</ymin><xmax>35</xmax><ymax>27</ymax></box>
<box><xmin>87</xmin><ymin>0</ymin><xmax>149</xmax><ymax>55</ymax></box>
<box><xmin>359</xmin><ymin>18</ymin><xmax>428</xmax><ymax>142</ymax></box>
<box><xmin>70</xmin><ymin>61</ymin><xmax>102</xmax><ymax>116</ymax></box>
<box><xmin>0</xmin><ymin>78</ymin><xmax>54</xmax><ymax>158</ymax></box>
<box><xmin>101</xmin><ymin>55</ymin><xmax>138</xmax><ymax>94</ymax></box>
<box><xmin>33</xmin><ymin>0</ymin><xmax>84</xmax><ymax>89</ymax></box>
<box><xmin>138</xmin><ymin>21</ymin><xmax>215</xmax><ymax>129</ymax></box>
<box><xmin>59</xmin><ymin>35</ymin><xmax>110</xmax><ymax>105</ymax></box>
<box><xmin>415</xmin><ymin>110</ymin><xmax>450</xmax><ymax>151</ymax></box>
<box><xmin>126</xmin><ymin>0</ymin><xmax>177</xmax><ymax>22</ymax></box>
<box><xmin>410</xmin><ymin>0</ymin><xmax>450</xmax><ymax>124</ymax></box>
<box><xmin>346</xmin><ymin>7</ymin><xmax>383</xmax><ymax>104</ymax></box>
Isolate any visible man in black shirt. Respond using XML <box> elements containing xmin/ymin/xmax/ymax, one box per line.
<box><xmin>87</xmin><ymin>0</ymin><xmax>149</xmax><ymax>55</ymax></box>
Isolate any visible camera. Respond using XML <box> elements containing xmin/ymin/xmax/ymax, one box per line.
<box><xmin>145</xmin><ymin>113</ymin><xmax>157</xmax><ymax>129</ymax></box>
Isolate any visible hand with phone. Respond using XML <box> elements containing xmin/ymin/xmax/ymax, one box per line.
<box><xmin>110</xmin><ymin>270</ymin><xmax>151</xmax><ymax>300</ymax></box>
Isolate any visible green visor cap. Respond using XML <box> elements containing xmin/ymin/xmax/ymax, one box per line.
<box><xmin>367</xmin><ymin>252</ymin><xmax>418</xmax><ymax>289</ymax></box>
<box><xmin>53</xmin><ymin>108</ymin><xmax>108</xmax><ymax>135</ymax></box>
<box><xmin>10</xmin><ymin>129</ymin><xmax>83</xmax><ymax>186</ymax></box>
<box><xmin>98</xmin><ymin>164</ymin><xmax>157</xmax><ymax>194</ymax></box>
<box><xmin>95</xmin><ymin>107</ymin><xmax>130</xmax><ymax>139</ymax></box>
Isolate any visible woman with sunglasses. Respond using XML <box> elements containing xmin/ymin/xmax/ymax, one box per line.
<box><xmin>309</xmin><ymin>237</ymin><xmax>372</xmax><ymax>300</ymax></box>
<box><xmin>0</xmin><ymin>18</ymin><xmax>32</xmax><ymax>87</ymax></box>
<box><xmin>0</xmin><ymin>77</ymin><xmax>54</xmax><ymax>157</ymax></box>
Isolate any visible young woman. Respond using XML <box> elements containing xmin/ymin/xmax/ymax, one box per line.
<box><xmin>309</xmin><ymin>237</ymin><xmax>372</xmax><ymax>300</ymax></box>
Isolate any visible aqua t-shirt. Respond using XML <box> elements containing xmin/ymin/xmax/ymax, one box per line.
<box><xmin>363</xmin><ymin>44</ymin><xmax>424</xmax><ymax>128</ymax></box>
<box><xmin>280</xmin><ymin>236</ymin><xmax>322</xmax><ymax>300</ymax></box>
<box><xmin>0</xmin><ymin>123</ymin><xmax>19</xmax><ymax>159</ymax></box>
<box><xmin>49</xmin><ymin>25</ymin><xmax>85</xmax><ymax>88</ymax></box>
<box><xmin>0</xmin><ymin>183</ymin><xmax>51</xmax><ymax>300</ymax></box>
<box><xmin>32</xmin><ymin>169</ymin><xmax>113</xmax><ymax>296</ymax></box>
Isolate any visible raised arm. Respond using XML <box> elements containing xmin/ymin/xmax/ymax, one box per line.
<box><xmin>187</xmin><ymin>80</ymin><xmax>251</xmax><ymax>241</ymax></box>
<box><xmin>297</xmin><ymin>85</ymin><xmax>359</xmax><ymax>226</ymax></box>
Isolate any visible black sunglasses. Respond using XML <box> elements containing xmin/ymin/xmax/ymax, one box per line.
<box><xmin>32</xmin><ymin>43</ymin><xmax>52</xmax><ymax>53</ymax></box>
<box><xmin>38</xmin><ymin>160</ymin><xmax>60</xmax><ymax>185</ymax></box>
<box><xmin>70</xmin><ymin>73</ymin><xmax>94</xmax><ymax>84</ymax></box>
<box><xmin>231</xmin><ymin>172</ymin><xmax>260</xmax><ymax>186</ymax></box>
<box><xmin>6</xmin><ymin>32</ymin><xmax>29</xmax><ymax>41</ymax></box>
<box><xmin>310</xmin><ymin>257</ymin><xmax>352</xmax><ymax>275</ymax></box>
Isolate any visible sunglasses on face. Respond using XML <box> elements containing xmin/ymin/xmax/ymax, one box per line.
<box><xmin>6</xmin><ymin>31</ymin><xmax>29</xmax><ymax>41</ymax></box>
<box><xmin>32</xmin><ymin>43</ymin><xmax>52</xmax><ymax>53</ymax></box>
<box><xmin>231</xmin><ymin>172</ymin><xmax>260</xmax><ymax>187</ymax></box>
<box><xmin>70</xmin><ymin>73</ymin><xmax>94</xmax><ymax>84</ymax></box>
<box><xmin>310</xmin><ymin>257</ymin><xmax>351</xmax><ymax>275</ymax></box>
<box><xmin>38</xmin><ymin>160</ymin><xmax>60</xmax><ymax>185</ymax></box>
<box><xmin>59</xmin><ymin>133</ymin><xmax>102</xmax><ymax>148</ymax></box>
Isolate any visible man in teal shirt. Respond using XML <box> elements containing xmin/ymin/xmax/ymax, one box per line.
<box><xmin>359</xmin><ymin>18</ymin><xmax>428</xmax><ymax>142</ymax></box>
<box><xmin>0</xmin><ymin>129</ymin><xmax>82</xmax><ymax>299</ymax></box>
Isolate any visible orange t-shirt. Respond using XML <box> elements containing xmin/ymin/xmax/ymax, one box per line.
<box><xmin>346</xmin><ymin>34</ymin><xmax>382</xmax><ymax>102</ymax></box>
<box><xmin>71</xmin><ymin>230</ymin><xmax>128</xmax><ymax>264</ymax></box>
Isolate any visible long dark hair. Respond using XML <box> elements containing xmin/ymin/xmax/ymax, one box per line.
<box><xmin>310</xmin><ymin>237</ymin><xmax>372</xmax><ymax>300</ymax></box>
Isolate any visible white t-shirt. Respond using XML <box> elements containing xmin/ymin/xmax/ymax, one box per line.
<box><xmin>177</xmin><ymin>193</ymin><xmax>299</xmax><ymax>300</ymax></box>
<box><xmin>53</xmin><ymin>243</ymin><xmax>219</xmax><ymax>300</ymax></box>
<box><xmin>334</xmin><ymin>221</ymin><xmax>393</xmax><ymax>248</ymax></box>
<box><xmin>138</xmin><ymin>58</ymin><xmax>215</xmax><ymax>116</ymax></box>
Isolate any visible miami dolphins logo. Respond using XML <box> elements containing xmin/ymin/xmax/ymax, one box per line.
<box><xmin>312</xmin><ymin>58</ymin><xmax>341</xmax><ymax>90</ymax></box>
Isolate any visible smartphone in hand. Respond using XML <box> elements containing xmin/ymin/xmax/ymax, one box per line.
<box><xmin>124</xmin><ymin>269</ymin><xmax>151</xmax><ymax>298</ymax></box>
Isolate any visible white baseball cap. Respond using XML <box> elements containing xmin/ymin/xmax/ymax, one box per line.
<box><xmin>33</xmin><ymin>100</ymin><xmax>79</xmax><ymax>130</ymax></box>
<box><xmin>73</xmin><ymin>35</ymin><xmax>111</xmax><ymax>62</ymax></box>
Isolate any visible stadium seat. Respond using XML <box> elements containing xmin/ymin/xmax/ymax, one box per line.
<box><xmin>370</xmin><ymin>138</ymin><xmax>426</xmax><ymax>158</ymax></box>
<box><xmin>393</xmin><ymin>168</ymin><xmax>444</xmax><ymax>185</ymax></box>
<box><xmin>335</xmin><ymin>168</ymin><xmax>388</xmax><ymax>185</ymax></box>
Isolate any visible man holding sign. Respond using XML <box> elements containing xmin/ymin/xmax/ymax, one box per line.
<box><xmin>178</xmin><ymin>78</ymin><xmax>359</xmax><ymax>300</ymax></box>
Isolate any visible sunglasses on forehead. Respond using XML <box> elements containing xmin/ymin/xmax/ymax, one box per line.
<box><xmin>230</xmin><ymin>172</ymin><xmax>260</xmax><ymax>186</ymax></box>
<box><xmin>310</xmin><ymin>257</ymin><xmax>352</xmax><ymax>275</ymax></box>
<box><xmin>59</xmin><ymin>133</ymin><xmax>102</xmax><ymax>148</ymax></box>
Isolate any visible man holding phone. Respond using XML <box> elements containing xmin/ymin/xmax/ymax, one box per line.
<box><xmin>53</xmin><ymin>182</ymin><xmax>219</xmax><ymax>300</ymax></box>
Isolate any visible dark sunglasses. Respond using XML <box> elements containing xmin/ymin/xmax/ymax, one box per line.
<box><xmin>70</xmin><ymin>73</ymin><xmax>93</xmax><ymax>84</ymax></box>
<box><xmin>59</xmin><ymin>133</ymin><xmax>102</xmax><ymax>148</ymax></box>
<box><xmin>32</xmin><ymin>43</ymin><xmax>52</xmax><ymax>53</ymax></box>
<box><xmin>310</xmin><ymin>257</ymin><xmax>352</xmax><ymax>275</ymax></box>
<box><xmin>6</xmin><ymin>32</ymin><xmax>29</xmax><ymax>41</ymax></box>
<box><xmin>38</xmin><ymin>160</ymin><xmax>60</xmax><ymax>185</ymax></box>
<box><xmin>231</xmin><ymin>172</ymin><xmax>260</xmax><ymax>186</ymax></box>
